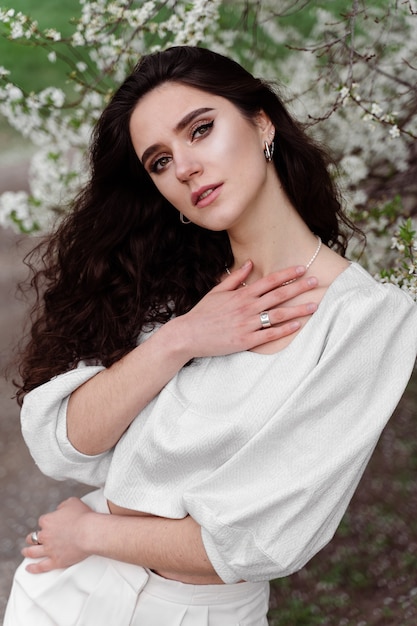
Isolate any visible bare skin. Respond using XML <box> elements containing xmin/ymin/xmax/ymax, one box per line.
<box><xmin>66</xmin><ymin>263</ymin><xmax>319</xmax><ymax>456</ymax></box>
<box><xmin>24</xmin><ymin>499</ymin><xmax>222</xmax><ymax>584</ymax></box>
<box><xmin>23</xmin><ymin>265</ymin><xmax>321</xmax><ymax>583</ymax></box>
<box><xmin>23</xmin><ymin>82</ymin><xmax>350</xmax><ymax>581</ymax></box>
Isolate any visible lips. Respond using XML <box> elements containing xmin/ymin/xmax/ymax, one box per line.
<box><xmin>191</xmin><ymin>183</ymin><xmax>222</xmax><ymax>206</ymax></box>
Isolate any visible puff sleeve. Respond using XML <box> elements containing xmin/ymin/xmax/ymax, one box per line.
<box><xmin>183</xmin><ymin>281</ymin><xmax>417</xmax><ymax>583</ymax></box>
<box><xmin>20</xmin><ymin>362</ymin><xmax>110</xmax><ymax>486</ymax></box>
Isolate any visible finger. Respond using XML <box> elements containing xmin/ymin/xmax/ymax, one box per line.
<box><xmin>214</xmin><ymin>260</ymin><xmax>253</xmax><ymax>291</ymax></box>
<box><xmin>22</xmin><ymin>544</ymin><xmax>45</xmax><ymax>559</ymax></box>
<box><xmin>25</xmin><ymin>557</ymin><xmax>55</xmax><ymax>575</ymax></box>
<box><xmin>257</xmin><ymin>276</ymin><xmax>318</xmax><ymax>312</ymax></box>
<box><xmin>249</xmin><ymin>266</ymin><xmax>308</xmax><ymax>297</ymax></box>
<box><xmin>254</xmin><ymin>276</ymin><xmax>318</xmax><ymax>309</ymax></box>
<box><xmin>249</xmin><ymin>302</ymin><xmax>317</xmax><ymax>333</ymax></box>
<box><xmin>252</xmin><ymin>319</ymin><xmax>302</xmax><ymax>345</ymax></box>
<box><xmin>26</xmin><ymin>531</ymin><xmax>42</xmax><ymax>546</ymax></box>
<box><xmin>266</xmin><ymin>302</ymin><xmax>318</xmax><ymax>327</ymax></box>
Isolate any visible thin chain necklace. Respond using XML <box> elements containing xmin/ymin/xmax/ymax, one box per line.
<box><xmin>225</xmin><ymin>235</ymin><xmax>322</xmax><ymax>287</ymax></box>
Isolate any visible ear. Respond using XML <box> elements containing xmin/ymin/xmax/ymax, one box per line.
<box><xmin>255</xmin><ymin>110</ymin><xmax>275</xmax><ymax>142</ymax></box>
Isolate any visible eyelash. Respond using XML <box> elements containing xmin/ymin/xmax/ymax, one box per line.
<box><xmin>149</xmin><ymin>119</ymin><xmax>214</xmax><ymax>174</ymax></box>
<box><xmin>150</xmin><ymin>155</ymin><xmax>170</xmax><ymax>174</ymax></box>
<box><xmin>190</xmin><ymin>119</ymin><xmax>214</xmax><ymax>140</ymax></box>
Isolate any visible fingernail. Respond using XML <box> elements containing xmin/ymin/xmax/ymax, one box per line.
<box><xmin>296</xmin><ymin>266</ymin><xmax>306</xmax><ymax>275</ymax></box>
<box><xmin>290</xmin><ymin>321</ymin><xmax>301</xmax><ymax>330</ymax></box>
<box><xmin>241</xmin><ymin>260</ymin><xmax>251</xmax><ymax>269</ymax></box>
<box><xmin>307</xmin><ymin>277</ymin><xmax>318</xmax><ymax>286</ymax></box>
<box><xmin>307</xmin><ymin>302</ymin><xmax>318</xmax><ymax>312</ymax></box>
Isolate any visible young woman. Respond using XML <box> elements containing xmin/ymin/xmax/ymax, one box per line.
<box><xmin>5</xmin><ymin>46</ymin><xmax>417</xmax><ymax>625</ymax></box>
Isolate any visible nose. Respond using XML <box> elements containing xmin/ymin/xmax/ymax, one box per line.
<box><xmin>174</xmin><ymin>148</ymin><xmax>202</xmax><ymax>182</ymax></box>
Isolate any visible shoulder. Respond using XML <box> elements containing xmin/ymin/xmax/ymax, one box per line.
<box><xmin>321</xmin><ymin>262</ymin><xmax>417</xmax><ymax>358</ymax></box>
<box><xmin>332</xmin><ymin>262</ymin><xmax>416</xmax><ymax>312</ymax></box>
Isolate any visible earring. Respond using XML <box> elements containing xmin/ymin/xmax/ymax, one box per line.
<box><xmin>263</xmin><ymin>140</ymin><xmax>275</xmax><ymax>163</ymax></box>
<box><xmin>180</xmin><ymin>212</ymin><xmax>191</xmax><ymax>224</ymax></box>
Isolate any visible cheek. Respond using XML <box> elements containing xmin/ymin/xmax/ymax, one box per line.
<box><xmin>234</xmin><ymin>141</ymin><xmax>266</xmax><ymax>185</ymax></box>
<box><xmin>222</xmin><ymin>123</ymin><xmax>263</xmax><ymax>168</ymax></box>
<box><xmin>211</xmin><ymin>126</ymin><xmax>248</xmax><ymax>162</ymax></box>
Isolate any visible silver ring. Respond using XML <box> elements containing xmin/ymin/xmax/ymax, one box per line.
<box><xmin>260</xmin><ymin>311</ymin><xmax>272</xmax><ymax>329</ymax></box>
<box><xmin>31</xmin><ymin>530</ymin><xmax>41</xmax><ymax>545</ymax></box>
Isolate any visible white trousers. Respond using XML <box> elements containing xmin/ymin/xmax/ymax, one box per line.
<box><xmin>4</xmin><ymin>490</ymin><xmax>270</xmax><ymax>626</ymax></box>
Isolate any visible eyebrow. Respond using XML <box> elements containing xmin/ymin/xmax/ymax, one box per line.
<box><xmin>141</xmin><ymin>107</ymin><xmax>215</xmax><ymax>166</ymax></box>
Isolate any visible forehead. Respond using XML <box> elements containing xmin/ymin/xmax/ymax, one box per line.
<box><xmin>130</xmin><ymin>82</ymin><xmax>237</xmax><ymax>136</ymax></box>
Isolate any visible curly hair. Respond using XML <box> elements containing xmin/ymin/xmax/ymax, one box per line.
<box><xmin>16</xmin><ymin>45</ymin><xmax>359</xmax><ymax>404</ymax></box>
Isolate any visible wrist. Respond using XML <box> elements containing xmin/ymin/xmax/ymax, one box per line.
<box><xmin>78</xmin><ymin>510</ymin><xmax>139</xmax><ymax>564</ymax></box>
<box><xmin>78</xmin><ymin>510</ymin><xmax>99</xmax><ymax>557</ymax></box>
<box><xmin>158</xmin><ymin>316</ymin><xmax>195</xmax><ymax>363</ymax></box>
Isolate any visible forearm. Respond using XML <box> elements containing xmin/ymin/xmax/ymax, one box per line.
<box><xmin>81</xmin><ymin>513</ymin><xmax>221</xmax><ymax>582</ymax></box>
<box><xmin>66</xmin><ymin>264</ymin><xmax>316</xmax><ymax>455</ymax></box>
<box><xmin>24</xmin><ymin>501</ymin><xmax>222</xmax><ymax>583</ymax></box>
<box><xmin>67</xmin><ymin>317</ymin><xmax>191</xmax><ymax>455</ymax></box>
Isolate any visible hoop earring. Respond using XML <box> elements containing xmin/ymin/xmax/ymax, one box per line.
<box><xmin>180</xmin><ymin>212</ymin><xmax>191</xmax><ymax>224</ymax></box>
<box><xmin>263</xmin><ymin>140</ymin><xmax>275</xmax><ymax>162</ymax></box>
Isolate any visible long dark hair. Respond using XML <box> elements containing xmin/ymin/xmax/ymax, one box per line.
<box><xmin>16</xmin><ymin>45</ymin><xmax>358</xmax><ymax>404</ymax></box>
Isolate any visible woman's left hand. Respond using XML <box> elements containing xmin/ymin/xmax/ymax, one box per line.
<box><xmin>23</xmin><ymin>497</ymin><xmax>93</xmax><ymax>573</ymax></box>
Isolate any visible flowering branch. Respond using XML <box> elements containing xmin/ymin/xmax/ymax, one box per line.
<box><xmin>0</xmin><ymin>0</ymin><xmax>416</xmax><ymax>297</ymax></box>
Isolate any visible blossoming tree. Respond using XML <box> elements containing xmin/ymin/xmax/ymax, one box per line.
<box><xmin>0</xmin><ymin>0</ymin><xmax>416</xmax><ymax>296</ymax></box>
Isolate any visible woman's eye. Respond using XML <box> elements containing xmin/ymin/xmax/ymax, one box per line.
<box><xmin>150</xmin><ymin>155</ymin><xmax>171</xmax><ymax>173</ymax></box>
<box><xmin>148</xmin><ymin>121</ymin><xmax>214</xmax><ymax>173</ymax></box>
<box><xmin>191</xmin><ymin>120</ymin><xmax>214</xmax><ymax>140</ymax></box>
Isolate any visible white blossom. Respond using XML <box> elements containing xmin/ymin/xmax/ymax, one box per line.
<box><xmin>72</xmin><ymin>31</ymin><xmax>85</xmax><ymax>46</ymax></box>
<box><xmin>0</xmin><ymin>8</ymin><xmax>15</xmax><ymax>22</ymax></box>
<box><xmin>44</xmin><ymin>28</ymin><xmax>61</xmax><ymax>41</ymax></box>
<box><xmin>2</xmin><ymin>84</ymin><xmax>23</xmax><ymax>101</ymax></box>
<box><xmin>339</xmin><ymin>155</ymin><xmax>369</xmax><ymax>185</ymax></box>
<box><xmin>371</xmin><ymin>103</ymin><xmax>383</xmax><ymax>118</ymax></box>
<box><xmin>38</xmin><ymin>87</ymin><xmax>66</xmax><ymax>108</ymax></box>
<box><xmin>339</xmin><ymin>86</ymin><xmax>350</xmax><ymax>105</ymax></box>
<box><xmin>389</xmin><ymin>124</ymin><xmax>400</xmax><ymax>139</ymax></box>
<box><xmin>10</xmin><ymin>21</ymin><xmax>24</xmax><ymax>39</ymax></box>
<box><xmin>0</xmin><ymin>0</ymin><xmax>416</xmax><ymax>298</ymax></box>
<box><xmin>76</xmin><ymin>61</ymin><xmax>88</xmax><ymax>73</ymax></box>
<box><xmin>391</xmin><ymin>237</ymin><xmax>405</xmax><ymax>252</ymax></box>
<box><xmin>0</xmin><ymin>191</ymin><xmax>32</xmax><ymax>232</ymax></box>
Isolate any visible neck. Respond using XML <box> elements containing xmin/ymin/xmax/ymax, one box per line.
<box><xmin>227</xmin><ymin>199</ymin><xmax>319</xmax><ymax>282</ymax></box>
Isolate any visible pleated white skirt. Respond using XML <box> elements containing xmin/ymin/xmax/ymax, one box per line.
<box><xmin>4</xmin><ymin>490</ymin><xmax>270</xmax><ymax>626</ymax></box>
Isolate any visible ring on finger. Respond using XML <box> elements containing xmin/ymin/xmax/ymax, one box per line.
<box><xmin>260</xmin><ymin>311</ymin><xmax>272</xmax><ymax>329</ymax></box>
<box><xmin>31</xmin><ymin>530</ymin><xmax>41</xmax><ymax>545</ymax></box>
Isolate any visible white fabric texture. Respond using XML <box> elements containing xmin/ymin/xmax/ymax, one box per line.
<box><xmin>21</xmin><ymin>263</ymin><xmax>417</xmax><ymax>583</ymax></box>
<box><xmin>5</xmin><ymin>490</ymin><xmax>269</xmax><ymax>626</ymax></box>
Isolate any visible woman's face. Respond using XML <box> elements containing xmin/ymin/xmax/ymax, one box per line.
<box><xmin>129</xmin><ymin>82</ymin><xmax>275</xmax><ymax>232</ymax></box>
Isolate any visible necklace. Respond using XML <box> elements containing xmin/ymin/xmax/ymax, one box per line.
<box><xmin>225</xmin><ymin>235</ymin><xmax>322</xmax><ymax>287</ymax></box>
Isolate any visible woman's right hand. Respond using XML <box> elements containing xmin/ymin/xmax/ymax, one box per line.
<box><xmin>174</xmin><ymin>261</ymin><xmax>318</xmax><ymax>358</ymax></box>
<box><xmin>65</xmin><ymin>262</ymin><xmax>317</xmax><ymax>455</ymax></box>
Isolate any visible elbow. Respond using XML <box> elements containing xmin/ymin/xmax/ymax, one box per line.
<box><xmin>202</xmin><ymin>522</ymin><xmax>339</xmax><ymax>584</ymax></box>
<box><xmin>66</xmin><ymin>427</ymin><xmax>108</xmax><ymax>457</ymax></box>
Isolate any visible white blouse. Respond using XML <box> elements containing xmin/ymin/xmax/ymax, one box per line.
<box><xmin>21</xmin><ymin>263</ymin><xmax>417</xmax><ymax>583</ymax></box>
